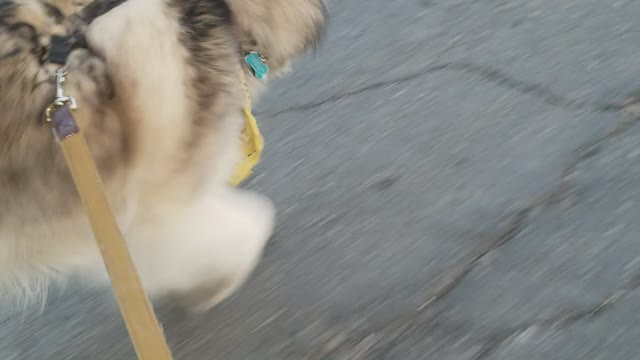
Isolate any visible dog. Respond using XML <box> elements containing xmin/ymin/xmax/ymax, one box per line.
<box><xmin>0</xmin><ymin>0</ymin><xmax>326</xmax><ymax>313</ymax></box>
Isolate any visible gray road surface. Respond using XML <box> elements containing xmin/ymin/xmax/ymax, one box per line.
<box><xmin>3</xmin><ymin>0</ymin><xmax>640</xmax><ymax>358</ymax></box>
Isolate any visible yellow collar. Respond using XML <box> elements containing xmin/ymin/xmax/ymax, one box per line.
<box><xmin>229</xmin><ymin>69</ymin><xmax>264</xmax><ymax>185</ymax></box>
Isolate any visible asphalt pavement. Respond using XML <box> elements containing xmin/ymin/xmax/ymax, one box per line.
<box><xmin>3</xmin><ymin>0</ymin><xmax>640</xmax><ymax>359</ymax></box>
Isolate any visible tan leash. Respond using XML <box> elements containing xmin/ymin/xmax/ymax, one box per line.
<box><xmin>46</xmin><ymin>69</ymin><xmax>174</xmax><ymax>360</ymax></box>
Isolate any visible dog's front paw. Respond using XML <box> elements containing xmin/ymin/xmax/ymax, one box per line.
<box><xmin>235</xmin><ymin>190</ymin><xmax>277</xmax><ymax>242</ymax></box>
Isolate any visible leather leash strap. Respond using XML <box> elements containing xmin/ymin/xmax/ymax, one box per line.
<box><xmin>46</xmin><ymin>71</ymin><xmax>174</xmax><ymax>360</ymax></box>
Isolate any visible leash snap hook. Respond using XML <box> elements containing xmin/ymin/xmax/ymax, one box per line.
<box><xmin>45</xmin><ymin>69</ymin><xmax>77</xmax><ymax>122</ymax></box>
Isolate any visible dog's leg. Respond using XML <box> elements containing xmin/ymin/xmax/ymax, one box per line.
<box><xmin>125</xmin><ymin>188</ymin><xmax>275</xmax><ymax>313</ymax></box>
<box><xmin>174</xmin><ymin>189</ymin><xmax>277</xmax><ymax>313</ymax></box>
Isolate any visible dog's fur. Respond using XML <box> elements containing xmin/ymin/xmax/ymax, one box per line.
<box><xmin>0</xmin><ymin>0</ymin><xmax>326</xmax><ymax>312</ymax></box>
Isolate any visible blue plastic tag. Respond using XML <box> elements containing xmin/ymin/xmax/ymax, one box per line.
<box><xmin>244</xmin><ymin>52</ymin><xmax>269</xmax><ymax>80</ymax></box>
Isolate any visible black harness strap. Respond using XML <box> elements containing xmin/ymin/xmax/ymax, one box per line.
<box><xmin>47</xmin><ymin>34</ymin><xmax>75</xmax><ymax>65</ymax></box>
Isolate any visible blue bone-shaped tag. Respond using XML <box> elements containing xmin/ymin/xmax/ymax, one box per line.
<box><xmin>244</xmin><ymin>52</ymin><xmax>269</xmax><ymax>80</ymax></box>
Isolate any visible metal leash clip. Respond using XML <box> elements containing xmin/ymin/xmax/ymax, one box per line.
<box><xmin>45</xmin><ymin>68</ymin><xmax>78</xmax><ymax>122</ymax></box>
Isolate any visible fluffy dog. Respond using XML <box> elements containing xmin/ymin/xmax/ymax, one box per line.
<box><xmin>0</xmin><ymin>0</ymin><xmax>326</xmax><ymax>312</ymax></box>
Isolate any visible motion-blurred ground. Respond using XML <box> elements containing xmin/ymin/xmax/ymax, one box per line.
<box><xmin>3</xmin><ymin>0</ymin><xmax>640</xmax><ymax>359</ymax></box>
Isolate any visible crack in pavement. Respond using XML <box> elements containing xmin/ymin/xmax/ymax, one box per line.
<box><xmin>471</xmin><ymin>273</ymin><xmax>640</xmax><ymax>360</ymax></box>
<box><xmin>314</xmin><ymin>222</ymin><xmax>640</xmax><ymax>360</ymax></box>
<box><xmin>372</xmin><ymin>270</ymin><xmax>640</xmax><ymax>360</ymax></box>
<box><xmin>261</xmin><ymin>62</ymin><xmax>625</xmax><ymax>118</ymax></box>
<box><xmin>311</xmin><ymin>205</ymin><xmax>533</xmax><ymax>359</ymax></box>
<box><xmin>308</xmin><ymin>86</ymin><xmax>640</xmax><ymax>360</ymax></box>
<box><xmin>563</xmin><ymin>96</ymin><xmax>640</xmax><ymax>180</ymax></box>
